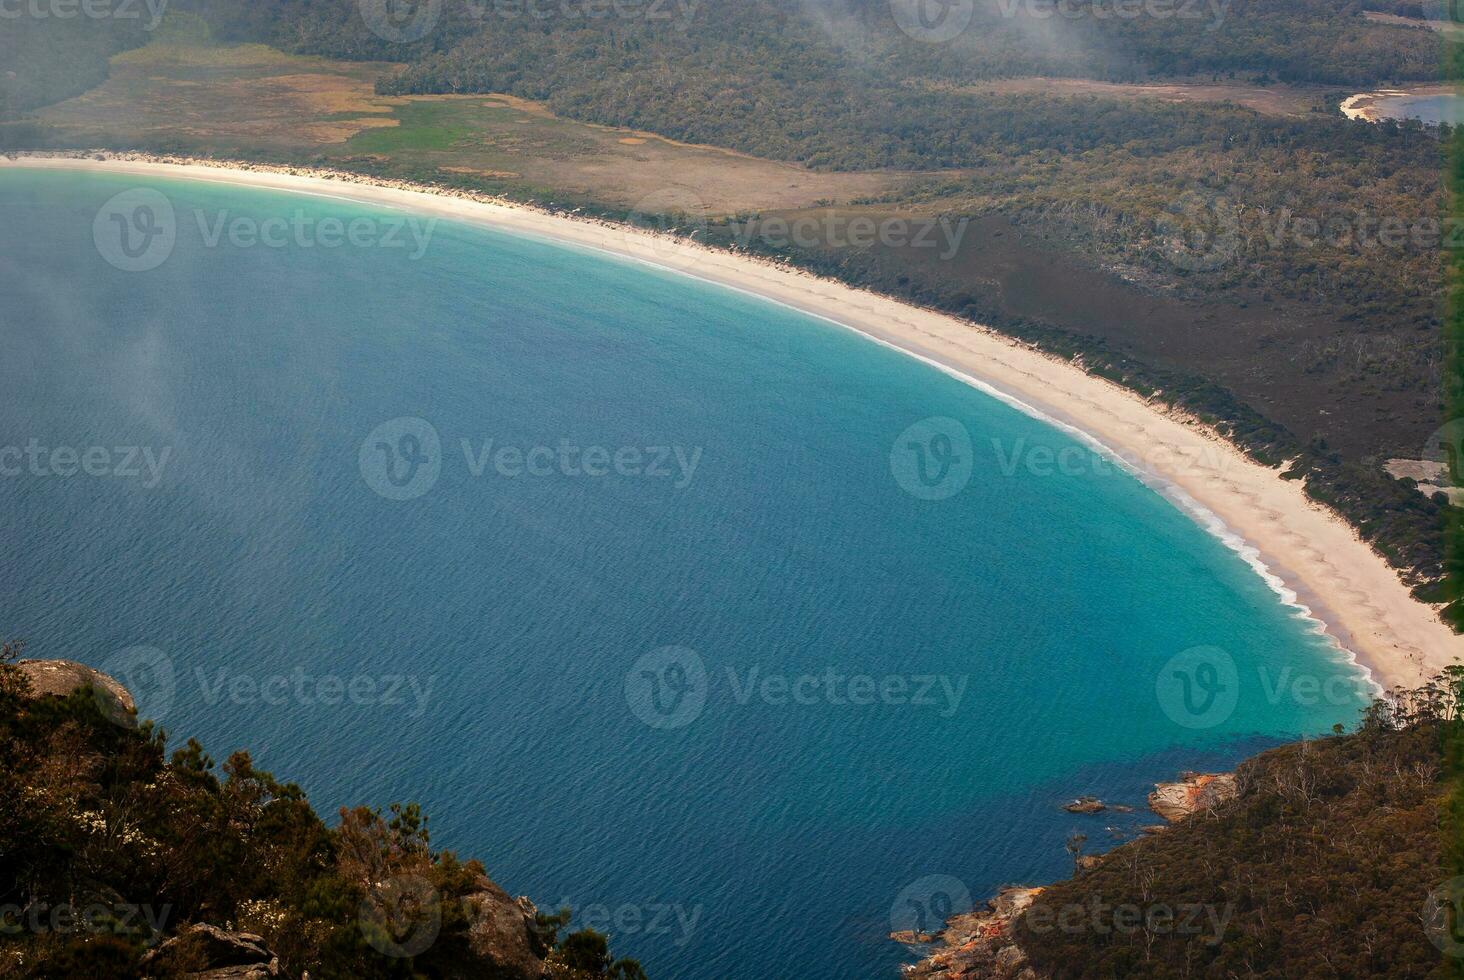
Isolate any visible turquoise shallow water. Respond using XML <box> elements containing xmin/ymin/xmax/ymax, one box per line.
<box><xmin>0</xmin><ymin>169</ymin><xmax>1366</xmax><ymax>978</ymax></box>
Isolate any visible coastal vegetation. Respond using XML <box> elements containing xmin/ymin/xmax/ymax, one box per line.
<box><xmin>904</xmin><ymin>674</ymin><xmax>1464</xmax><ymax>977</ymax></box>
<box><xmin>0</xmin><ymin>644</ymin><xmax>645</xmax><ymax>979</ymax></box>
<box><xmin>1445</xmin><ymin>42</ymin><xmax>1464</xmax><ymax>630</ymax></box>
<box><xmin>0</xmin><ymin>14</ymin><xmax>149</xmax><ymax>118</ymax></box>
<box><xmin>1013</xmin><ymin>680</ymin><xmax>1457</xmax><ymax>977</ymax></box>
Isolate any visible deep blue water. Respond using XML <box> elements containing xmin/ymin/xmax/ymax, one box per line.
<box><xmin>0</xmin><ymin>169</ymin><xmax>1366</xmax><ymax>978</ymax></box>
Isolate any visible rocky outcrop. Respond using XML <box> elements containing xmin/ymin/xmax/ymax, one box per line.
<box><xmin>17</xmin><ymin>658</ymin><xmax>136</xmax><ymax>726</ymax></box>
<box><xmin>464</xmin><ymin>879</ymin><xmax>550</xmax><ymax>976</ymax></box>
<box><xmin>897</xmin><ymin>770</ymin><xmax>1241</xmax><ymax>978</ymax></box>
<box><xmin>140</xmin><ymin>924</ymin><xmax>279</xmax><ymax>978</ymax></box>
<box><xmin>1148</xmin><ymin>772</ymin><xmax>1236</xmax><ymax>822</ymax></box>
<box><xmin>3</xmin><ymin>658</ymin><xmax>625</xmax><ymax>980</ymax></box>
<box><xmin>895</xmin><ymin>886</ymin><xmax>1043</xmax><ymax>980</ymax></box>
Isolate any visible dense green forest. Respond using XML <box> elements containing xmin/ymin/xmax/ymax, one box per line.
<box><xmin>0</xmin><ymin>16</ymin><xmax>149</xmax><ymax>118</ymax></box>
<box><xmin>180</xmin><ymin>0</ymin><xmax>1443</xmax><ymax>89</ymax></box>
<box><xmin>14</xmin><ymin>0</ymin><xmax>1431</xmax><ymax>128</ymax></box>
<box><xmin>0</xmin><ymin>645</ymin><xmax>644</xmax><ymax>978</ymax></box>
<box><xmin>150</xmin><ymin>0</ymin><xmax>1441</xmax><ymax>164</ymax></box>
<box><xmin>1443</xmin><ymin>57</ymin><xmax>1464</xmax><ymax>666</ymax></box>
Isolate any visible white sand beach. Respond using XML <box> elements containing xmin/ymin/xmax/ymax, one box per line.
<box><xmin>8</xmin><ymin>153</ymin><xmax>1458</xmax><ymax>689</ymax></box>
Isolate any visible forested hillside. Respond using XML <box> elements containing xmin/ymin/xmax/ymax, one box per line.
<box><xmin>139</xmin><ymin>0</ymin><xmax>1443</xmax><ymax>169</ymax></box>
<box><xmin>907</xmin><ymin>676</ymin><xmax>1463</xmax><ymax>978</ymax></box>
<box><xmin>0</xmin><ymin>16</ymin><xmax>150</xmax><ymax>119</ymax></box>
<box><xmin>0</xmin><ymin>644</ymin><xmax>646</xmax><ymax>978</ymax></box>
<box><xmin>179</xmin><ymin>0</ymin><xmax>1442</xmax><ymax>90</ymax></box>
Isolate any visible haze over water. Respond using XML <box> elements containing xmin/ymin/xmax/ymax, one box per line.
<box><xmin>0</xmin><ymin>170</ymin><xmax>1366</xmax><ymax>978</ymax></box>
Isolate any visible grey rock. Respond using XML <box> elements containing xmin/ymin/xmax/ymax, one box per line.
<box><xmin>17</xmin><ymin>659</ymin><xmax>136</xmax><ymax>726</ymax></box>
<box><xmin>141</xmin><ymin>923</ymin><xmax>279</xmax><ymax>979</ymax></box>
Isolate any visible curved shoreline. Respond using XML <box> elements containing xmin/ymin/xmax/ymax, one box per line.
<box><xmin>6</xmin><ymin>152</ymin><xmax>1456</xmax><ymax>689</ymax></box>
<box><xmin>1341</xmin><ymin>85</ymin><xmax>1459</xmax><ymax>123</ymax></box>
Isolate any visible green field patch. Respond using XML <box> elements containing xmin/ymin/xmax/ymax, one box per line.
<box><xmin>346</xmin><ymin>102</ymin><xmax>476</xmax><ymax>154</ymax></box>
